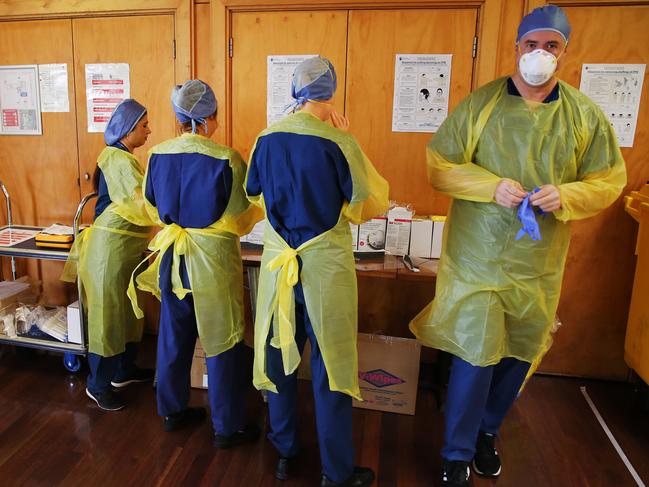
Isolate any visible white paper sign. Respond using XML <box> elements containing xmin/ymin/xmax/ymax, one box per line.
<box><xmin>267</xmin><ymin>55</ymin><xmax>316</xmax><ymax>126</ymax></box>
<box><xmin>392</xmin><ymin>54</ymin><xmax>452</xmax><ymax>133</ymax></box>
<box><xmin>85</xmin><ymin>63</ymin><xmax>130</xmax><ymax>133</ymax></box>
<box><xmin>38</xmin><ymin>64</ymin><xmax>69</xmax><ymax>113</ymax></box>
<box><xmin>0</xmin><ymin>65</ymin><xmax>42</xmax><ymax>135</ymax></box>
<box><xmin>579</xmin><ymin>63</ymin><xmax>646</xmax><ymax>148</ymax></box>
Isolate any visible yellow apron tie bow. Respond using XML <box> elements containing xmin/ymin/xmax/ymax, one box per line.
<box><xmin>267</xmin><ymin>247</ymin><xmax>301</xmax><ymax>375</ymax></box>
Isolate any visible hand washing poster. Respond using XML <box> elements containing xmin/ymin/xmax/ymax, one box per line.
<box><xmin>85</xmin><ymin>63</ymin><xmax>130</xmax><ymax>133</ymax></box>
<box><xmin>392</xmin><ymin>54</ymin><xmax>452</xmax><ymax>133</ymax></box>
<box><xmin>579</xmin><ymin>63</ymin><xmax>646</xmax><ymax>148</ymax></box>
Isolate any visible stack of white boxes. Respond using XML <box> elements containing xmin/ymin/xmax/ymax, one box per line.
<box><xmin>409</xmin><ymin>216</ymin><xmax>446</xmax><ymax>258</ymax></box>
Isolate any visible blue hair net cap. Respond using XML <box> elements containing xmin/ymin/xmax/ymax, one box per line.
<box><xmin>171</xmin><ymin>80</ymin><xmax>217</xmax><ymax>133</ymax></box>
<box><xmin>517</xmin><ymin>5</ymin><xmax>571</xmax><ymax>44</ymax></box>
<box><xmin>103</xmin><ymin>99</ymin><xmax>147</xmax><ymax>146</ymax></box>
<box><xmin>287</xmin><ymin>56</ymin><xmax>337</xmax><ymax>112</ymax></box>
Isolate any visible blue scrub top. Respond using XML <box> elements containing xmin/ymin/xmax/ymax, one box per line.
<box><xmin>94</xmin><ymin>141</ymin><xmax>129</xmax><ymax>220</ymax></box>
<box><xmin>144</xmin><ymin>151</ymin><xmax>233</xmax><ymax>229</ymax></box>
<box><xmin>246</xmin><ymin>132</ymin><xmax>353</xmax><ymax>248</ymax></box>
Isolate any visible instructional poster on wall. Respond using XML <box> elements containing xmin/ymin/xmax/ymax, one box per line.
<box><xmin>85</xmin><ymin>63</ymin><xmax>130</xmax><ymax>133</ymax></box>
<box><xmin>392</xmin><ymin>54</ymin><xmax>452</xmax><ymax>133</ymax></box>
<box><xmin>579</xmin><ymin>63</ymin><xmax>646</xmax><ymax>148</ymax></box>
<box><xmin>0</xmin><ymin>65</ymin><xmax>42</xmax><ymax>135</ymax></box>
<box><xmin>38</xmin><ymin>63</ymin><xmax>70</xmax><ymax>112</ymax></box>
<box><xmin>267</xmin><ymin>54</ymin><xmax>316</xmax><ymax>126</ymax></box>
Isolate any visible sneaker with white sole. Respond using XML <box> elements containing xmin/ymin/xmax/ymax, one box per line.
<box><xmin>472</xmin><ymin>431</ymin><xmax>502</xmax><ymax>477</ymax></box>
<box><xmin>86</xmin><ymin>388</ymin><xmax>125</xmax><ymax>411</ymax></box>
<box><xmin>111</xmin><ymin>367</ymin><xmax>155</xmax><ymax>388</ymax></box>
<box><xmin>442</xmin><ymin>459</ymin><xmax>470</xmax><ymax>487</ymax></box>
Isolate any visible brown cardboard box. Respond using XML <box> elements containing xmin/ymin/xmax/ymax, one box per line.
<box><xmin>353</xmin><ymin>333</ymin><xmax>421</xmax><ymax>415</ymax></box>
<box><xmin>190</xmin><ymin>339</ymin><xmax>208</xmax><ymax>389</ymax></box>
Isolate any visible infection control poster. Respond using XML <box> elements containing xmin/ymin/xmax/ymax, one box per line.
<box><xmin>267</xmin><ymin>55</ymin><xmax>316</xmax><ymax>126</ymax></box>
<box><xmin>580</xmin><ymin>63</ymin><xmax>646</xmax><ymax>148</ymax></box>
<box><xmin>392</xmin><ymin>54</ymin><xmax>452</xmax><ymax>133</ymax></box>
<box><xmin>85</xmin><ymin>63</ymin><xmax>130</xmax><ymax>133</ymax></box>
<box><xmin>38</xmin><ymin>63</ymin><xmax>70</xmax><ymax>113</ymax></box>
<box><xmin>0</xmin><ymin>65</ymin><xmax>42</xmax><ymax>135</ymax></box>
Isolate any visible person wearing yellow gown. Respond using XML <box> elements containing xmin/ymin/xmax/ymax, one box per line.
<box><xmin>408</xmin><ymin>6</ymin><xmax>627</xmax><ymax>487</ymax></box>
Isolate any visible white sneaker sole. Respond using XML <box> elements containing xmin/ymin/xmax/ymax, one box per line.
<box><xmin>472</xmin><ymin>460</ymin><xmax>501</xmax><ymax>477</ymax></box>
<box><xmin>110</xmin><ymin>378</ymin><xmax>150</xmax><ymax>388</ymax></box>
<box><xmin>85</xmin><ymin>388</ymin><xmax>125</xmax><ymax>411</ymax></box>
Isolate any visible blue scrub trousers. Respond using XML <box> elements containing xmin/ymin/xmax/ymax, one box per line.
<box><xmin>442</xmin><ymin>355</ymin><xmax>531</xmax><ymax>461</ymax></box>
<box><xmin>266</xmin><ymin>282</ymin><xmax>354</xmax><ymax>484</ymax></box>
<box><xmin>87</xmin><ymin>342</ymin><xmax>139</xmax><ymax>394</ymax></box>
<box><xmin>155</xmin><ymin>250</ymin><xmax>247</xmax><ymax>436</ymax></box>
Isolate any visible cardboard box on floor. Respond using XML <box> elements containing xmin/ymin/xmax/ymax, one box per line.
<box><xmin>191</xmin><ymin>339</ymin><xmax>208</xmax><ymax>389</ymax></box>
<box><xmin>298</xmin><ymin>333</ymin><xmax>421</xmax><ymax>415</ymax></box>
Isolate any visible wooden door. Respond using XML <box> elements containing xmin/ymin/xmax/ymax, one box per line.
<box><xmin>230</xmin><ymin>10</ymin><xmax>349</xmax><ymax>160</ymax></box>
<box><xmin>0</xmin><ymin>19</ymin><xmax>80</xmax><ymax>303</ymax></box>
<box><xmin>72</xmin><ymin>14</ymin><xmax>177</xmax><ymax>205</ymax></box>
<box><xmin>540</xmin><ymin>4</ymin><xmax>649</xmax><ymax>379</ymax></box>
<box><xmin>346</xmin><ymin>8</ymin><xmax>479</xmax><ymax>216</ymax></box>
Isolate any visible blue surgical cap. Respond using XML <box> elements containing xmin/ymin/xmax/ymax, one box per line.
<box><xmin>103</xmin><ymin>99</ymin><xmax>147</xmax><ymax>146</ymax></box>
<box><xmin>171</xmin><ymin>80</ymin><xmax>217</xmax><ymax>134</ymax></box>
<box><xmin>517</xmin><ymin>5</ymin><xmax>571</xmax><ymax>44</ymax></box>
<box><xmin>287</xmin><ymin>56</ymin><xmax>337</xmax><ymax>112</ymax></box>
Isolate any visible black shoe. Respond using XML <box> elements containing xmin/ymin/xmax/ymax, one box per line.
<box><xmin>472</xmin><ymin>431</ymin><xmax>501</xmax><ymax>477</ymax></box>
<box><xmin>213</xmin><ymin>423</ymin><xmax>261</xmax><ymax>448</ymax></box>
<box><xmin>442</xmin><ymin>459</ymin><xmax>470</xmax><ymax>487</ymax></box>
<box><xmin>86</xmin><ymin>387</ymin><xmax>125</xmax><ymax>411</ymax></box>
<box><xmin>111</xmin><ymin>368</ymin><xmax>155</xmax><ymax>388</ymax></box>
<box><xmin>163</xmin><ymin>407</ymin><xmax>206</xmax><ymax>432</ymax></box>
<box><xmin>320</xmin><ymin>467</ymin><xmax>375</xmax><ymax>487</ymax></box>
<box><xmin>275</xmin><ymin>456</ymin><xmax>293</xmax><ymax>481</ymax></box>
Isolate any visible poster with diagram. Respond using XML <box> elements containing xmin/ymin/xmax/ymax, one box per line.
<box><xmin>0</xmin><ymin>65</ymin><xmax>42</xmax><ymax>135</ymax></box>
<box><xmin>392</xmin><ymin>54</ymin><xmax>452</xmax><ymax>133</ymax></box>
<box><xmin>579</xmin><ymin>64</ymin><xmax>646</xmax><ymax>148</ymax></box>
<box><xmin>267</xmin><ymin>54</ymin><xmax>316</xmax><ymax>126</ymax></box>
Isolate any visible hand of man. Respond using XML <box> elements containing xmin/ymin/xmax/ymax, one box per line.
<box><xmin>494</xmin><ymin>179</ymin><xmax>527</xmax><ymax>208</ymax></box>
<box><xmin>330</xmin><ymin>110</ymin><xmax>350</xmax><ymax>131</ymax></box>
<box><xmin>530</xmin><ymin>184</ymin><xmax>561</xmax><ymax>212</ymax></box>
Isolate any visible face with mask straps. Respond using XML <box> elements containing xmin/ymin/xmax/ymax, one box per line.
<box><xmin>515</xmin><ymin>5</ymin><xmax>571</xmax><ymax>87</ymax></box>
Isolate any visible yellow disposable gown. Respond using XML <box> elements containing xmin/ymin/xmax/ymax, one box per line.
<box><xmin>410</xmin><ymin>78</ymin><xmax>627</xmax><ymax>366</ymax></box>
<box><xmin>246</xmin><ymin>111</ymin><xmax>389</xmax><ymax>399</ymax></box>
<box><xmin>128</xmin><ymin>134</ymin><xmax>262</xmax><ymax>358</ymax></box>
<box><xmin>62</xmin><ymin>147</ymin><xmax>152</xmax><ymax>357</ymax></box>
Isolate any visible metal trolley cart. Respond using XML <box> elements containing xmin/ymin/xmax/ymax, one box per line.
<box><xmin>0</xmin><ymin>179</ymin><xmax>97</xmax><ymax>372</ymax></box>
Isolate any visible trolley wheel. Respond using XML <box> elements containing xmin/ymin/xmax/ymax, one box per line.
<box><xmin>63</xmin><ymin>353</ymin><xmax>82</xmax><ymax>373</ymax></box>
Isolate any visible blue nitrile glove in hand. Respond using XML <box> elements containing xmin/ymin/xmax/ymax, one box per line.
<box><xmin>515</xmin><ymin>187</ymin><xmax>543</xmax><ymax>241</ymax></box>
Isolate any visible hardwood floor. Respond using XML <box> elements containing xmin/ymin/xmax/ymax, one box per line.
<box><xmin>0</xmin><ymin>343</ymin><xmax>647</xmax><ymax>487</ymax></box>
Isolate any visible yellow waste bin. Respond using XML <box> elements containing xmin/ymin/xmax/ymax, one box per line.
<box><xmin>624</xmin><ymin>183</ymin><xmax>649</xmax><ymax>384</ymax></box>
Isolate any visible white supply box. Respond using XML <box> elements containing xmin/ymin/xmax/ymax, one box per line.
<box><xmin>357</xmin><ymin>217</ymin><xmax>388</xmax><ymax>253</ymax></box>
<box><xmin>385</xmin><ymin>207</ymin><xmax>413</xmax><ymax>256</ymax></box>
<box><xmin>67</xmin><ymin>301</ymin><xmax>82</xmax><ymax>344</ymax></box>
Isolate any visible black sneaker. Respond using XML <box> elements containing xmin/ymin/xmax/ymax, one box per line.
<box><xmin>86</xmin><ymin>387</ymin><xmax>125</xmax><ymax>411</ymax></box>
<box><xmin>320</xmin><ymin>467</ymin><xmax>375</xmax><ymax>487</ymax></box>
<box><xmin>473</xmin><ymin>431</ymin><xmax>501</xmax><ymax>477</ymax></box>
<box><xmin>111</xmin><ymin>368</ymin><xmax>155</xmax><ymax>388</ymax></box>
<box><xmin>275</xmin><ymin>456</ymin><xmax>293</xmax><ymax>481</ymax></box>
<box><xmin>442</xmin><ymin>459</ymin><xmax>470</xmax><ymax>487</ymax></box>
<box><xmin>163</xmin><ymin>407</ymin><xmax>206</xmax><ymax>432</ymax></box>
<box><xmin>213</xmin><ymin>423</ymin><xmax>261</xmax><ymax>448</ymax></box>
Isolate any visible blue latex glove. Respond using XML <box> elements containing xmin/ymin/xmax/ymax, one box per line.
<box><xmin>515</xmin><ymin>187</ymin><xmax>543</xmax><ymax>241</ymax></box>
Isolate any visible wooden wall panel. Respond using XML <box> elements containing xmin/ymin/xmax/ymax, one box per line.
<box><xmin>72</xmin><ymin>15</ymin><xmax>177</xmax><ymax>206</ymax></box>
<box><xmin>0</xmin><ymin>19</ymin><xmax>80</xmax><ymax>305</ymax></box>
<box><xmin>230</xmin><ymin>10</ymin><xmax>349</xmax><ymax>160</ymax></box>
<box><xmin>346</xmin><ymin>8</ymin><xmax>478</xmax><ymax>215</ymax></box>
<box><xmin>493</xmin><ymin>0</ymin><xmax>526</xmax><ymax>78</ymax></box>
<box><xmin>538</xmin><ymin>4</ymin><xmax>649</xmax><ymax>379</ymax></box>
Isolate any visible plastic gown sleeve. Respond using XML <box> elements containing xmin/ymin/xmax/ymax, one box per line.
<box><xmin>222</xmin><ymin>150</ymin><xmax>264</xmax><ymax>235</ymax></box>
<box><xmin>426</xmin><ymin>95</ymin><xmax>503</xmax><ymax>202</ymax></box>
<box><xmin>98</xmin><ymin>147</ymin><xmax>154</xmax><ymax>227</ymax></box>
<box><xmin>554</xmin><ymin>113</ymin><xmax>626</xmax><ymax>222</ymax></box>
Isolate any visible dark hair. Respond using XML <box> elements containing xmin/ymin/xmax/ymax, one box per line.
<box><xmin>179</xmin><ymin>110</ymin><xmax>218</xmax><ymax>133</ymax></box>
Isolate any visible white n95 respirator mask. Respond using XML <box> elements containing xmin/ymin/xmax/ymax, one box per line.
<box><xmin>518</xmin><ymin>49</ymin><xmax>559</xmax><ymax>87</ymax></box>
